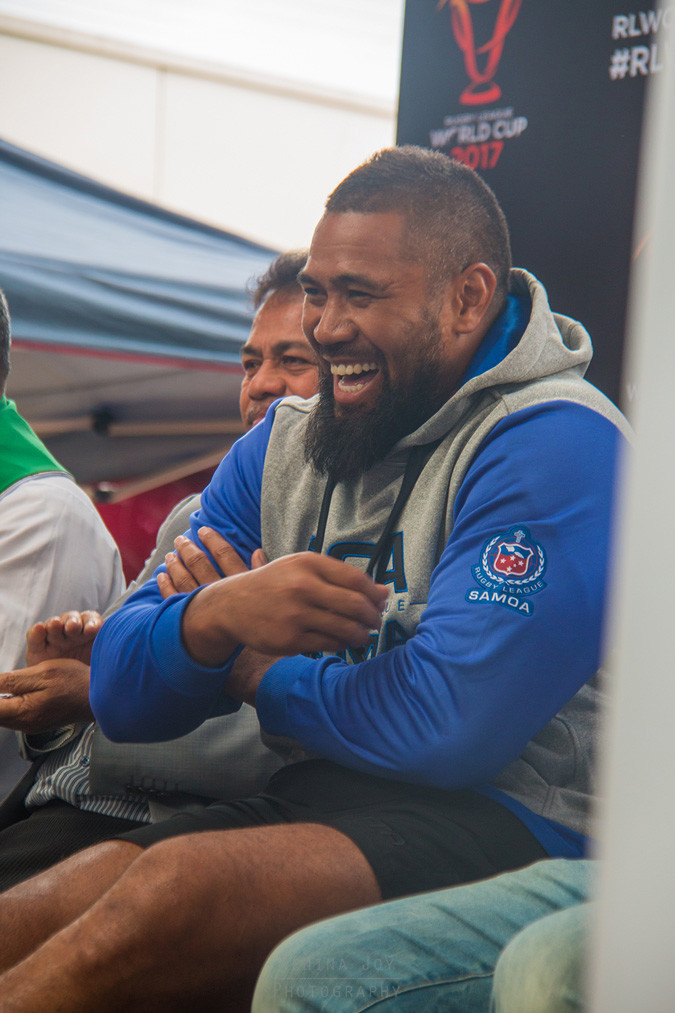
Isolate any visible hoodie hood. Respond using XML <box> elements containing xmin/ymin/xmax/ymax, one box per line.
<box><xmin>395</xmin><ymin>268</ymin><xmax>596</xmax><ymax>450</ymax></box>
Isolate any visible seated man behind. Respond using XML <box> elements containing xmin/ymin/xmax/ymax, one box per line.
<box><xmin>0</xmin><ymin>291</ymin><xmax>124</xmax><ymax>797</ymax></box>
<box><xmin>0</xmin><ymin>251</ymin><xmax>318</xmax><ymax>888</ymax></box>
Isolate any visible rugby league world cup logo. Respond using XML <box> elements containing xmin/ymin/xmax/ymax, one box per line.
<box><xmin>439</xmin><ymin>0</ymin><xmax>522</xmax><ymax>106</ymax></box>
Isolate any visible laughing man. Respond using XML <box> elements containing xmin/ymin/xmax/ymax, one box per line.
<box><xmin>0</xmin><ymin>147</ymin><xmax>629</xmax><ymax>1011</ymax></box>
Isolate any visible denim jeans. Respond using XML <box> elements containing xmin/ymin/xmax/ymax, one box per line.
<box><xmin>491</xmin><ymin>898</ymin><xmax>590</xmax><ymax>1012</ymax></box>
<box><xmin>252</xmin><ymin>858</ymin><xmax>594</xmax><ymax>1013</ymax></box>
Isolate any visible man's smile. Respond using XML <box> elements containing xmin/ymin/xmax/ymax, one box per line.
<box><xmin>328</xmin><ymin>361</ymin><xmax>381</xmax><ymax>402</ymax></box>
<box><xmin>330</xmin><ymin>361</ymin><xmax>378</xmax><ymax>376</ymax></box>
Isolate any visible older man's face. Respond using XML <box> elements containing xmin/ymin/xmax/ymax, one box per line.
<box><xmin>239</xmin><ymin>291</ymin><xmax>319</xmax><ymax>429</ymax></box>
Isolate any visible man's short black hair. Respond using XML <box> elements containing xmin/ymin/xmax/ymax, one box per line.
<box><xmin>250</xmin><ymin>250</ymin><xmax>308</xmax><ymax>310</ymax></box>
<box><xmin>0</xmin><ymin>290</ymin><xmax>10</xmax><ymax>393</ymax></box>
<box><xmin>325</xmin><ymin>146</ymin><xmax>512</xmax><ymax>316</ymax></box>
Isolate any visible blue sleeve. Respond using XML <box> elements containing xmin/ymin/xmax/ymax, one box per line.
<box><xmin>89</xmin><ymin>409</ymin><xmax>273</xmax><ymax>741</ymax></box>
<box><xmin>255</xmin><ymin>403</ymin><xmax>626</xmax><ymax>789</ymax></box>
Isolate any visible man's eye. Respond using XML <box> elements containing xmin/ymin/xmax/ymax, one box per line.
<box><xmin>348</xmin><ymin>290</ymin><xmax>373</xmax><ymax>302</ymax></box>
<box><xmin>242</xmin><ymin>360</ymin><xmax>260</xmax><ymax>374</ymax></box>
<box><xmin>282</xmin><ymin>356</ymin><xmax>315</xmax><ymax>369</ymax></box>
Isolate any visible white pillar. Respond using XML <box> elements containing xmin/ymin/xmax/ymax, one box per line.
<box><xmin>590</xmin><ymin>35</ymin><xmax>675</xmax><ymax>1013</ymax></box>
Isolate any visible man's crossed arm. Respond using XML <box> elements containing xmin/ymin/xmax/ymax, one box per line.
<box><xmin>0</xmin><ymin>531</ymin><xmax>386</xmax><ymax>733</ymax></box>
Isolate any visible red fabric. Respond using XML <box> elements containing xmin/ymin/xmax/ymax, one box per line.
<box><xmin>95</xmin><ymin>467</ymin><xmax>216</xmax><ymax>584</ymax></box>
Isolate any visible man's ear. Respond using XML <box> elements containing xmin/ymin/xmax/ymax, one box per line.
<box><xmin>445</xmin><ymin>263</ymin><xmax>498</xmax><ymax>335</ymax></box>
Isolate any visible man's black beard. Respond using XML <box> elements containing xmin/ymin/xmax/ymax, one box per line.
<box><xmin>304</xmin><ymin>341</ymin><xmax>447</xmax><ymax>483</ymax></box>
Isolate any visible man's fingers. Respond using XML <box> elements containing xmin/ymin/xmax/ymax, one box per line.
<box><xmin>0</xmin><ymin>696</ymin><xmax>29</xmax><ymax>729</ymax></box>
<box><xmin>174</xmin><ymin>533</ymin><xmax>223</xmax><ymax>584</ymax></box>
<box><xmin>0</xmin><ymin>690</ymin><xmax>53</xmax><ymax>732</ymax></box>
<box><xmin>277</xmin><ymin>552</ymin><xmax>388</xmax><ymax>611</ymax></box>
<box><xmin>310</xmin><ymin>554</ymin><xmax>389</xmax><ymax>609</ymax></box>
<box><xmin>25</xmin><ymin>621</ymin><xmax>48</xmax><ymax>651</ymax></box>
<box><xmin>250</xmin><ymin>549</ymin><xmax>268</xmax><ymax>570</ymax></box>
<box><xmin>42</xmin><ymin>611</ymin><xmax>101</xmax><ymax>646</ymax></box>
<box><xmin>268</xmin><ymin>554</ymin><xmax>388</xmax><ymax>627</ymax></box>
<box><xmin>0</xmin><ymin>677</ymin><xmax>20</xmax><ymax>698</ymax></box>
<box><xmin>197</xmin><ymin>527</ymin><xmax>250</xmax><ymax>577</ymax></box>
<box><xmin>164</xmin><ymin>551</ymin><xmax>201</xmax><ymax>594</ymax></box>
<box><xmin>0</xmin><ymin>659</ymin><xmax>93</xmax><ymax>730</ymax></box>
<box><xmin>65</xmin><ymin>610</ymin><xmax>102</xmax><ymax>636</ymax></box>
<box><xmin>299</xmin><ymin>617</ymin><xmax>376</xmax><ymax>653</ymax></box>
<box><xmin>0</xmin><ymin>667</ymin><xmax>40</xmax><ymax>697</ymax></box>
<box><xmin>157</xmin><ymin>570</ymin><xmax>181</xmax><ymax>599</ymax></box>
<box><xmin>318</xmin><ymin>585</ymin><xmax>385</xmax><ymax>633</ymax></box>
<box><xmin>280</xmin><ymin>573</ymin><xmax>384</xmax><ymax>635</ymax></box>
<box><xmin>46</xmin><ymin>612</ymin><xmax>80</xmax><ymax>640</ymax></box>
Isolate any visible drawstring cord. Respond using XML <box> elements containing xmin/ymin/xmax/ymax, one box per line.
<box><xmin>311</xmin><ymin>442</ymin><xmax>440</xmax><ymax>660</ymax></box>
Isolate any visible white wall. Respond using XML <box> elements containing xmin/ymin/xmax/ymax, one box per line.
<box><xmin>158</xmin><ymin>70</ymin><xmax>395</xmax><ymax>250</ymax></box>
<box><xmin>0</xmin><ymin>21</ymin><xmax>397</xmax><ymax>250</ymax></box>
<box><xmin>0</xmin><ymin>33</ymin><xmax>159</xmax><ymax>196</ymax></box>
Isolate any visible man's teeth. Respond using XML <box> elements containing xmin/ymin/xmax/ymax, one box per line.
<box><xmin>330</xmin><ymin>363</ymin><xmax>378</xmax><ymax>376</ymax></box>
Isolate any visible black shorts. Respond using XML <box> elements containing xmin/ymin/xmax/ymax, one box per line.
<box><xmin>116</xmin><ymin>759</ymin><xmax>546</xmax><ymax>899</ymax></box>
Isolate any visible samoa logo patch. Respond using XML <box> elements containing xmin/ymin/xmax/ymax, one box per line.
<box><xmin>465</xmin><ymin>526</ymin><xmax>547</xmax><ymax>617</ymax></box>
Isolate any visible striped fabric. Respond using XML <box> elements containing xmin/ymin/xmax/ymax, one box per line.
<box><xmin>26</xmin><ymin>725</ymin><xmax>151</xmax><ymax>823</ymax></box>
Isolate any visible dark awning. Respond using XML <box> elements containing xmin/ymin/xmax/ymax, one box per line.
<box><xmin>0</xmin><ymin>138</ymin><xmax>277</xmax><ymax>485</ymax></box>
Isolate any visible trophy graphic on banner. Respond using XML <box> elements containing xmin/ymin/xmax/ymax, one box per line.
<box><xmin>439</xmin><ymin>0</ymin><xmax>521</xmax><ymax>106</ymax></box>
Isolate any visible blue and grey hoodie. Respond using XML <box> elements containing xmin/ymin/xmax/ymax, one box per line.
<box><xmin>91</xmin><ymin>269</ymin><xmax>631</xmax><ymax>855</ymax></box>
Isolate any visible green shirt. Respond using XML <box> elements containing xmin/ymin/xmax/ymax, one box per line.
<box><xmin>0</xmin><ymin>396</ymin><xmax>68</xmax><ymax>496</ymax></box>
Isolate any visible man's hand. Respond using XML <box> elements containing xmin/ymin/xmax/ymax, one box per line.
<box><xmin>158</xmin><ymin>526</ymin><xmax>260</xmax><ymax>598</ymax></box>
<box><xmin>26</xmin><ymin>611</ymin><xmax>103</xmax><ymax>667</ymax></box>
<box><xmin>183</xmin><ymin>551</ymin><xmax>389</xmax><ymax>667</ymax></box>
<box><xmin>0</xmin><ymin>659</ymin><xmax>93</xmax><ymax>732</ymax></box>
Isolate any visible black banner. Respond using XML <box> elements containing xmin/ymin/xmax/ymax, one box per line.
<box><xmin>397</xmin><ymin>2</ymin><xmax>671</xmax><ymax>407</ymax></box>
